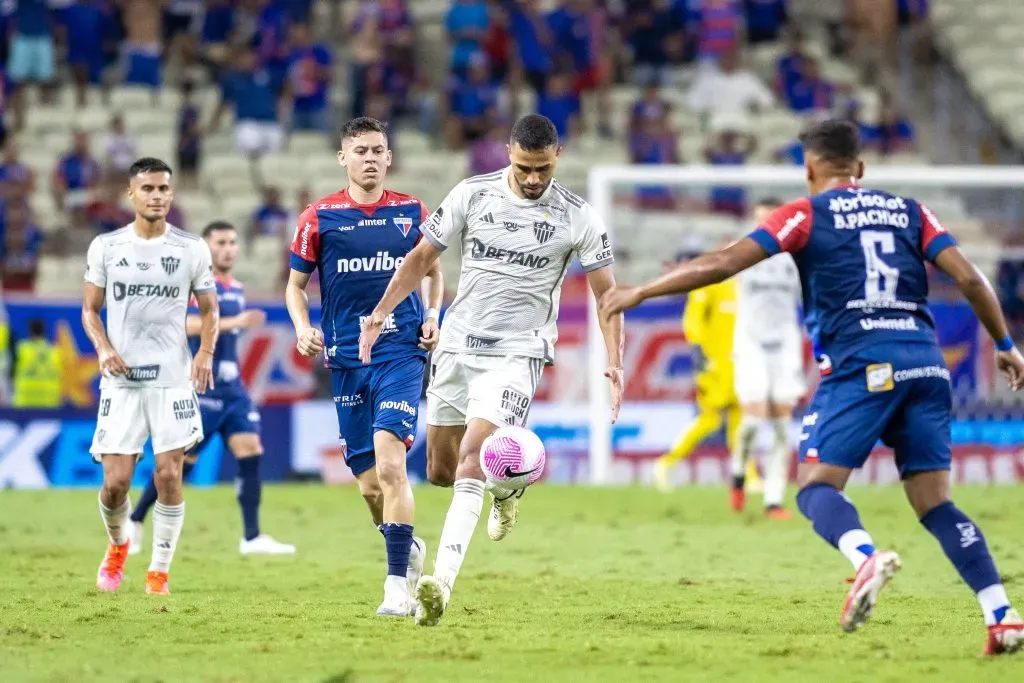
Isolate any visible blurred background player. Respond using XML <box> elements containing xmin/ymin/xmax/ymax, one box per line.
<box><xmin>600</xmin><ymin>120</ymin><xmax>1024</xmax><ymax>655</ymax></box>
<box><xmin>286</xmin><ymin>117</ymin><xmax>444</xmax><ymax>617</ymax></box>
<box><xmin>83</xmin><ymin>158</ymin><xmax>218</xmax><ymax>597</ymax></box>
<box><xmin>358</xmin><ymin>114</ymin><xmax>624</xmax><ymax>627</ymax></box>
<box><xmin>129</xmin><ymin>220</ymin><xmax>295</xmax><ymax>557</ymax></box>
<box><xmin>730</xmin><ymin>198</ymin><xmax>805</xmax><ymax>519</ymax></box>
<box><xmin>651</xmin><ymin>249</ymin><xmax>761</xmax><ymax>494</ymax></box>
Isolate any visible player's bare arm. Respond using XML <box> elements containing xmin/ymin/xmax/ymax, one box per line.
<box><xmin>586</xmin><ymin>265</ymin><xmax>625</xmax><ymax>422</ymax></box>
<box><xmin>934</xmin><ymin>246</ymin><xmax>1024</xmax><ymax>390</ymax></box>
<box><xmin>599</xmin><ymin>238</ymin><xmax>768</xmax><ymax>319</ymax></box>
<box><xmin>192</xmin><ymin>290</ymin><xmax>219</xmax><ymax>393</ymax></box>
<box><xmin>418</xmin><ymin>255</ymin><xmax>444</xmax><ymax>351</ymax></box>
<box><xmin>186</xmin><ymin>309</ymin><xmax>266</xmax><ymax>336</ymax></box>
<box><xmin>82</xmin><ymin>282</ymin><xmax>128</xmax><ymax>377</ymax></box>
<box><xmin>359</xmin><ymin>238</ymin><xmax>443</xmax><ymax>363</ymax></box>
<box><xmin>284</xmin><ymin>268</ymin><xmax>325</xmax><ymax>357</ymax></box>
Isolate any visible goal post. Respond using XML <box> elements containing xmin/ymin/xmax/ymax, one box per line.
<box><xmin>586</xmin><ymin>164</ymin><xmax>1024</xmax><ymax>486</ymax></box>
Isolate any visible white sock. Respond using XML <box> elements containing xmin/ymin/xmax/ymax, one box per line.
<box><xmin>731</xmin><ymin>415</ymin><xmax>763</xmax><ymax>478</ymax></box>
<box><xmin>384</xmin><ymin>574</ymin><xmax>408</xmax><ymax>598</ymax></box>
<box><xmin>149</xmin><ymin>502</ymin><xmax>185</xmax><ymax>573</ymax></box>
<box><xmin>433</xmin><ymin>478</ymin><xmax>485</xmax><ymax>596</ymax></box>
<box><xmin>978</xmin><ymin>584</ymin><xmax>1012</xmax><ymax>626</ymax></box>
<box><xmin>764</xmin><ymin>419</ymin><xmax>792</xmax><ymax>507</ymax></box>
<box><xmin>99</xmin><ymin>493</ymin><xmax>131</xmax><ymax>545</ymax></box>
<box><xmin>837</xmin><ymin>529</ymin><xmax>876</xmax><ymax>572</ymax></box>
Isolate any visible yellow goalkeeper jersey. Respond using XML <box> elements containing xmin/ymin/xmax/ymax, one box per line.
<box><xmin>682</xmin><ymin>279</ymin><xmax>737</xmax><ymax>367</ymax></box>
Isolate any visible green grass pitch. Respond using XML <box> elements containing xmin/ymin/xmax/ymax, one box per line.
<box><xmin>1</xmin><ymin>484</ymin><xmax>1022</xmax><ymax>682</ymax></box>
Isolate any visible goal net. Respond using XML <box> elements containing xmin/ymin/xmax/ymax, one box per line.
<box><xmin>580</xmin><ymin>164</ymin><xmax>1024</xmax><ymax>486</ymax></box>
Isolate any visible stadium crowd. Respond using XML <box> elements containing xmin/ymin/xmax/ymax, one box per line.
<box><xmin>0</xmin><ymin>0</ymin><xmax>957</xmax><ymax>296</ymax></box>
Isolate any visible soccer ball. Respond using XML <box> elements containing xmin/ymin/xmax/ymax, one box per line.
<box><xmin>479</xmin><ymin>426</ymin><xmax>546</xmax><ymax>492</ymax></box>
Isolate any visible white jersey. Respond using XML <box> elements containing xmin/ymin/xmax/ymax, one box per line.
<box><xmin>85</xmin><ymin>224</ymin><xmax>215</xmax><ymax>388</ymax></box>
<box><xmin>735</xmin><ymin>253</ymin><xmax>802</xmax><ymax>346</ymax></box>
<box><xmin>423</xmin><ymin>167</ymin><xmax>614</xmax><ymax>363</ymax></box>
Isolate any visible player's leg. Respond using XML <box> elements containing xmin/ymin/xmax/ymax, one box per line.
<box><xmin>763</xmin><ymin>400</ymin><xmax>795</xmax><ymax>519</ymax></box>
<box><xmin>144</xmin><ymin>386</ymin><xmax>203</xmax><ymax>595</ymax></box>
<box><xmin>91</xmin><ymin>387</ymin><xmax>146</xmax><ymax>592</ymax></box>
<box><xmin>128</xmin><ymin>453</ymin><xmax>196</xmax><ymax>555</ymax></box>
<box><xmin>892</xmin><ymin>373</ymin><xmax>1022</xmax><ymax>654</ymax></box>
<box><xmin>425</xmin><ymin>353</ymin><xmax>466</xmax><ymax>487</ymax></box>
<box><xmin>796</xmin><ymin>373</ymin><xmax>903</xmax><ymax>632</ymax></box>
<box><xmin>653</xmin><ymin>371</ymin><xmax>725</xmax><ymax>492</ymax></box>
<box><xmin>426</xmin><ymin>424</ymin><xmax>464</xmax><ymax>487</ymax></box>
<box><xmin>729</xmin><ymin>345</ymin><xmax>769</xmax><ymax>508</ymax></box>
<box><xmin>368</xmin><ymin>357</ymin><xmax>429</xmax><ymax>616</ymax></box>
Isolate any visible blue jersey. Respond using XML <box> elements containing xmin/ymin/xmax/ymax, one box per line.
<box><xmin>289</xmin><ymin>188</ymin><xmax>429</xmax><ymax>371</ymax></box>
<box><xmin>749</xmin><ymin>185</ymin><xmax>957</xmax><ymax>375</ymax></box>
<box><xmin>189</xmin><ymin>276</ymin><xmax>248</xmax><ymax>397</ymax></box>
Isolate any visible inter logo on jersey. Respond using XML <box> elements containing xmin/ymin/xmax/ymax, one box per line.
<box><xmin>161</xmin><ymin>256</ymin><xmax>180</xmax><ymax>275</ymax></box>
<box><xmin>393</xmin><ymin>216</ymin><xmax>413</xmax><ymax>237</ymax></box>
<box><xmin>533</xmin><ymin>221</ymin><xmax>555</xmax><ymax>244</ymax></box>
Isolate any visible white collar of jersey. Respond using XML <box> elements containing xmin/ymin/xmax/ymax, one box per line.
<box><xmin>125</xmin><ymin>222</ymin><xmax>175</xmax><ymax>244</ymax></box>
<box><xmin>500</xmin><ymin>166</ymin><xmax>555</xmax><ymax>204</ymax></box>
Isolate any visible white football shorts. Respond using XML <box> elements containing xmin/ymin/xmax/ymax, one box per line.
<box><xmin>426</xmin><ymin>352</ymin><xmax>545</xmax><ymax>428</ymax></box>
<box><xmin>90</xmin><ymin>384</ymin><xmax>204</xmax><ymax>460</ymax></box>
<box><xmin>733</xmin><ymin>336</ymin><xmax>805</xmax><ymax>406</ymax></box>
<box><xmin>234</xmin><ymin>120</ymin><xmax>284</xmax><ymax>157</ymax></box>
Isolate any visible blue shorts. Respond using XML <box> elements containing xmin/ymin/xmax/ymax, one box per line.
<box><xmin>188</xmin><ymin>393</ymin><xmax>261</xmax><ymax>455</ymax></box>
<box><xmin>799</xmin><ymin>343</ymin><xmax>952</xmax><ymax>478</ymax></box>
<box><xmin>331</xmin><ymin>356</ymin><xmax>426</xmax><ymax>477</ymax></box>
<box><xmin>124</xmin><ymin>50</ymin><xmax>162</xmax><ymax>88</ymax></box>
<box><xmin>8</xmin><ymin>34</ymin><xmax>55</xmax><ymax>83</ymax></box>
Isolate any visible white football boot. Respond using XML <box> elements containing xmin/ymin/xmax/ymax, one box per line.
<box><xmin>407</xmin><ymin>537</ymin><xmax>426</xmax><ymax>606</ymax></box>
<box><xmin>377</xmin><ymin>576</ymin><xmax>413</xmax><ymax>617</ymax></box>
<box><xmin>128</xmin><ymin>521</ymin><xmax>144</xmax><ymax>556</ymax></box>
<box><xmin>239</xmin><ymin>534</ymin><xmax>296</xmax><ymax>555</ymax></box>
<box><xmin>487</xmin><ymin>490</ymin><xmax>523</xmax><ymax>541</ymax></box>
<box><xmin>414</xmin><ymin>575</ymin><xmax>450</xmax><ymax>626</ymax></box>
<box><xmin>840</xmin><ymin>550</ymin><xmax>902</xmax><ymax>632</ymax></box>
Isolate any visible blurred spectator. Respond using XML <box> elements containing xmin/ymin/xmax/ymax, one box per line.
<box><xmin>507</xmin><ymin>0</ymin><xmax>552</xmax><ymax>98</ymax></box>
<box><xmin>482</xmin><ymin>3</ymin><xmax>511</xmax><ymax>85</ymax></box>
<box><xmin>469</xmin><ymin>124</ymin><xmax>510</xmax><ymax>176</ymax></box>
<box><xmin>691</xmin><ymin>0</ymin><xmax>742</xmax><ymax>62</ymax></box>
<box><xmin>548</xmin><ymin>0</ymin><xmax>612</xmax><ymax>138</ymax></box>
<box><xmin>122</xmin><ymin>0</ymin><xmax>164</xmax><ymax>100</ymax></box>
<box><xmin>537</xmin><ymin>72</ymin><xmax>581</xmax><ymax>143</ymax></box>
<box><xmin>347</xmin><ymin>1</ymin><xmax>383</xmax><ymax>119</ymax></box>
<box><xmin>0</xmin><ymin>70</ymin><xmax>8</xmax><ymax>147</ymax></box>
<box><xmin>774</xmin><ymin>137</ymin><xmax>803</xmax><ymax>165</ymax></box>
<box><xmin>87</xmin><ymin>184</ymin><xmax>133</xmax><ymax>234</ymax></box>
<box><xmin>0</xmin><ymin>203</ymin><xmax>43</xmax><ymax>293</ymax></box>
<box><xmin>7</xmin><ymin>0</ymin><xmax>56</xmax><ymax>130</ymax></box>
<box><xmin>52</xmin><ymin>130</ymin><xmax>101</xmax><ymax>213</ymax></box>
<box><xmin>254</xmin><ymin>0</ymin><xmax>292</xmax><ymax>83</ymax></box>
<box><xmin>864</xmin><ymin>100</ymin><xmax>917</xmax><ymax>156</ymax></box>
<box><xmin>744</xmin><ymin>0</ymin><xmax>788</xmax><ymax>44</ymax></box>
<box><xmin>630</xmin><ymin>82</ymin><xmax>672</xmax><ymax>133</ymax></box>
<box><xmin>783</xmin><ymin>56</ymin><xmax>834</xmax><ymax>114</ymax></box>
<box><xmin>163</xmin><ymin>0</ymin><xmax>201</xmax><ymax>62</ymax></box>
<box><xmin>213</xmin><ymin>47</ymin><xmax>285</xmax><ymax>173</ymax></box>
<box><xmin>629</xmin><ymin>109</ymin><xmax>680</xmax><ymax>210</ymax></box>
<box><xmin>997</xmin><ymin>259</ymin><xmax>1024</xmax><ymax>334</ymax></box>
<box><xmin>176</xmin><ymin>81</ymin><xmax>202</xmax><ymax>190</ymax></box>
<box><xmin>10</xmin><ymin>318</ymin><xmax>61</xmax><ymax>407</ymax></box>
<box><xmin>774</xmin><ymin>28</ymin><xmax>806</xmax><ymax>102</ymax></box>
<box><xmin>687</xmin><ymin>48</ymin><xmax>773</xmax><ymax>119</ymax></box>
<box><xmin>102</xmin><ymin>114</ymin><xmax>138</xmax><ymax>177</ymax></box>
<box><xmin>445</xmin><ymin>0</ymin><xmax>490</xmax><ymax>77</ymax></box>
<box><xmin>62</xmin><ymin>0</ymin><xmax>106</xmax><ymax>108</ymax></box>
<box><xmin>199</xmin><ymin>0</ymin><xmax>236</xmax><ymax>79</ymax></box>
<box><xmin>286</xmin><ymin>22</ymin><xmax>333</xmax><ymax>132</ymax></box>
<box><xmin>167</xmin><ymin>203</ymin><xmax>187</xmax><ymax>230</ymax></box>
<box><xmin>250</xmin><ymin>185</ymin><xmax>290</xmax><ymax>241</ymax></box>
<box><xmin>0</xmin><ymin>143</ymin><xmax>37</xmax><ymax>199</ymax></box>
<box><xmin>704</xmin><ymin>127</ymin><xmax>756</xmax><ymax>217</ymax></box>
<box><xmin>444</xmin><ymin>54</ymin><xmax>498</xmax><ymax>150</ymax></box>
<box><xmin>376</xmin><ymin>0</ymin><xmax>417</xmax><ymax>116</ymax></box>
<box><xmin>624</xmin><ymin>0</ymin><xmax>679</xmax><ymax>87</ymax></box>
<box><xmin>294</xmin><ymin>186</ymin><xmax>313</xmax><ymax>216</ymax></box>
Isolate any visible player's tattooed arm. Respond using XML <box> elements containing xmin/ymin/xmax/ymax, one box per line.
<box><xmin>192</xmin><ymin>291</ymin><xmax>219</xmax><ymax>393</ymax></box>
<box><xmin>285</xmin><ymin>268</ymin><xmax>324</xmax><ymax>357</ymax></box>
<box><xmin>934</xmin><ymin>246</ymin><xmax>1024</xmax><ymax>390</ymax></box>
<box><xmin>360</xmin><ymin>239</ymin><xmax>443</xmax><ymax>363</ymax></box>
<box><xmin>586</xmin><ymin>265</ymin><xmax>624</xmax><ymax>423</ymax></box>
<box><xmin>599</xmin><ymin>238</ymin><xmax>767</xmax><ymax>317</ymax></box>
<box><xmin>418</xmin><ymin>256</ymin><xmax>444</xmax><ymax>351</ymax></box>
<box><xmin>82</xmin><ymin>283</ymin><xmax>128</xmax><ymax>377</ymax></box>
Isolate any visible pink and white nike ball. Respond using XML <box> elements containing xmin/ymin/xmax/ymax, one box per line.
<box><xmin>479</xmin><ymin>426</ymin><xmax>546</xmax><ymax>492</ymax></box>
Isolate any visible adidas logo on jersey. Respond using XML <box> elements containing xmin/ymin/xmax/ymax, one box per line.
<box><xmin>115</xmin><ymin>258</ymin><xmax>129</xmax><ymax>268</ymax></box>
<box><xmin>336</xmin><ymin>251</ymin><xmax>406</xmax><ymax>273</ymax></box>
<box><xmin>481</xmin><ymin>212</ymin><xmax>495</xmax><ymax>224</ymax></box>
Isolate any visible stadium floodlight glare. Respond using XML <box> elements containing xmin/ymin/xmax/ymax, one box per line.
<box><xmin>586</xmin><ymin>163</ymin><xmax>1024</xmax><ymax>485</ymax></box>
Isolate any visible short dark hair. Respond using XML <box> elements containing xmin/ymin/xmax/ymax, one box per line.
<box><xmin>340</xmin><ymin>117</ymin><xmax>388</xmax><ymax>144</ymax></box>
<box><xmin>756</xmin><ymin>197</ymin><xmax>784</xmax><ymax>209</ymax></box>
<box><xmin>128</xmin><ymin>157</ymin><xmax>173</xmax><ymax>177</ymax></box>
<box><xmin>510</xmin><ymin>114</ymin><xmax>559</xmax><ymax>151</ymax></box>
<box><xmin>202</xmin><ymin>220</ymin><xmax>236</xmax><ymax>239</ymax></box>
<box><xmin>799</xmin><ymin>119</ymin><xmax>861</xmax><ymax>165</ymax></box>
<box><xmin>27</xmin><ymin>319</ymin><xmax>46</xmax><ymax>338</ymax></box>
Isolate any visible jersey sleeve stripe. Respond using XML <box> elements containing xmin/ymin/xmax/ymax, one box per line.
<box><xmin>422</xmin><ymin>228</ymin><xmax>447</xmax><ymax>252</ymax></box>
<box><xmin>924</xmin><ymin>232</ymin><xmax>956</xmax><ymax>262</ymax></box>
<box><xmin>289</xmin><ymin>253</ymin><xmax>317</xmax><ymax>273</ymax></box>
<box><xmin>748</xmin><ymin>228</ymin><xmax>783</xmax><ymax>256</ymax></box>
<box><xmin>553</xmin><ymin>184</ymin><xmax>584</xmax><ymax>208</ymax></box>
<box><xmin>582</xmin><ymin>256</ymin><xmax>614</xmax><ymax>272</ymax></box>
<box><xmin>467</xmin><ymin>171</ymin><xmax>504</xmax><ymax>184</ymax></box>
